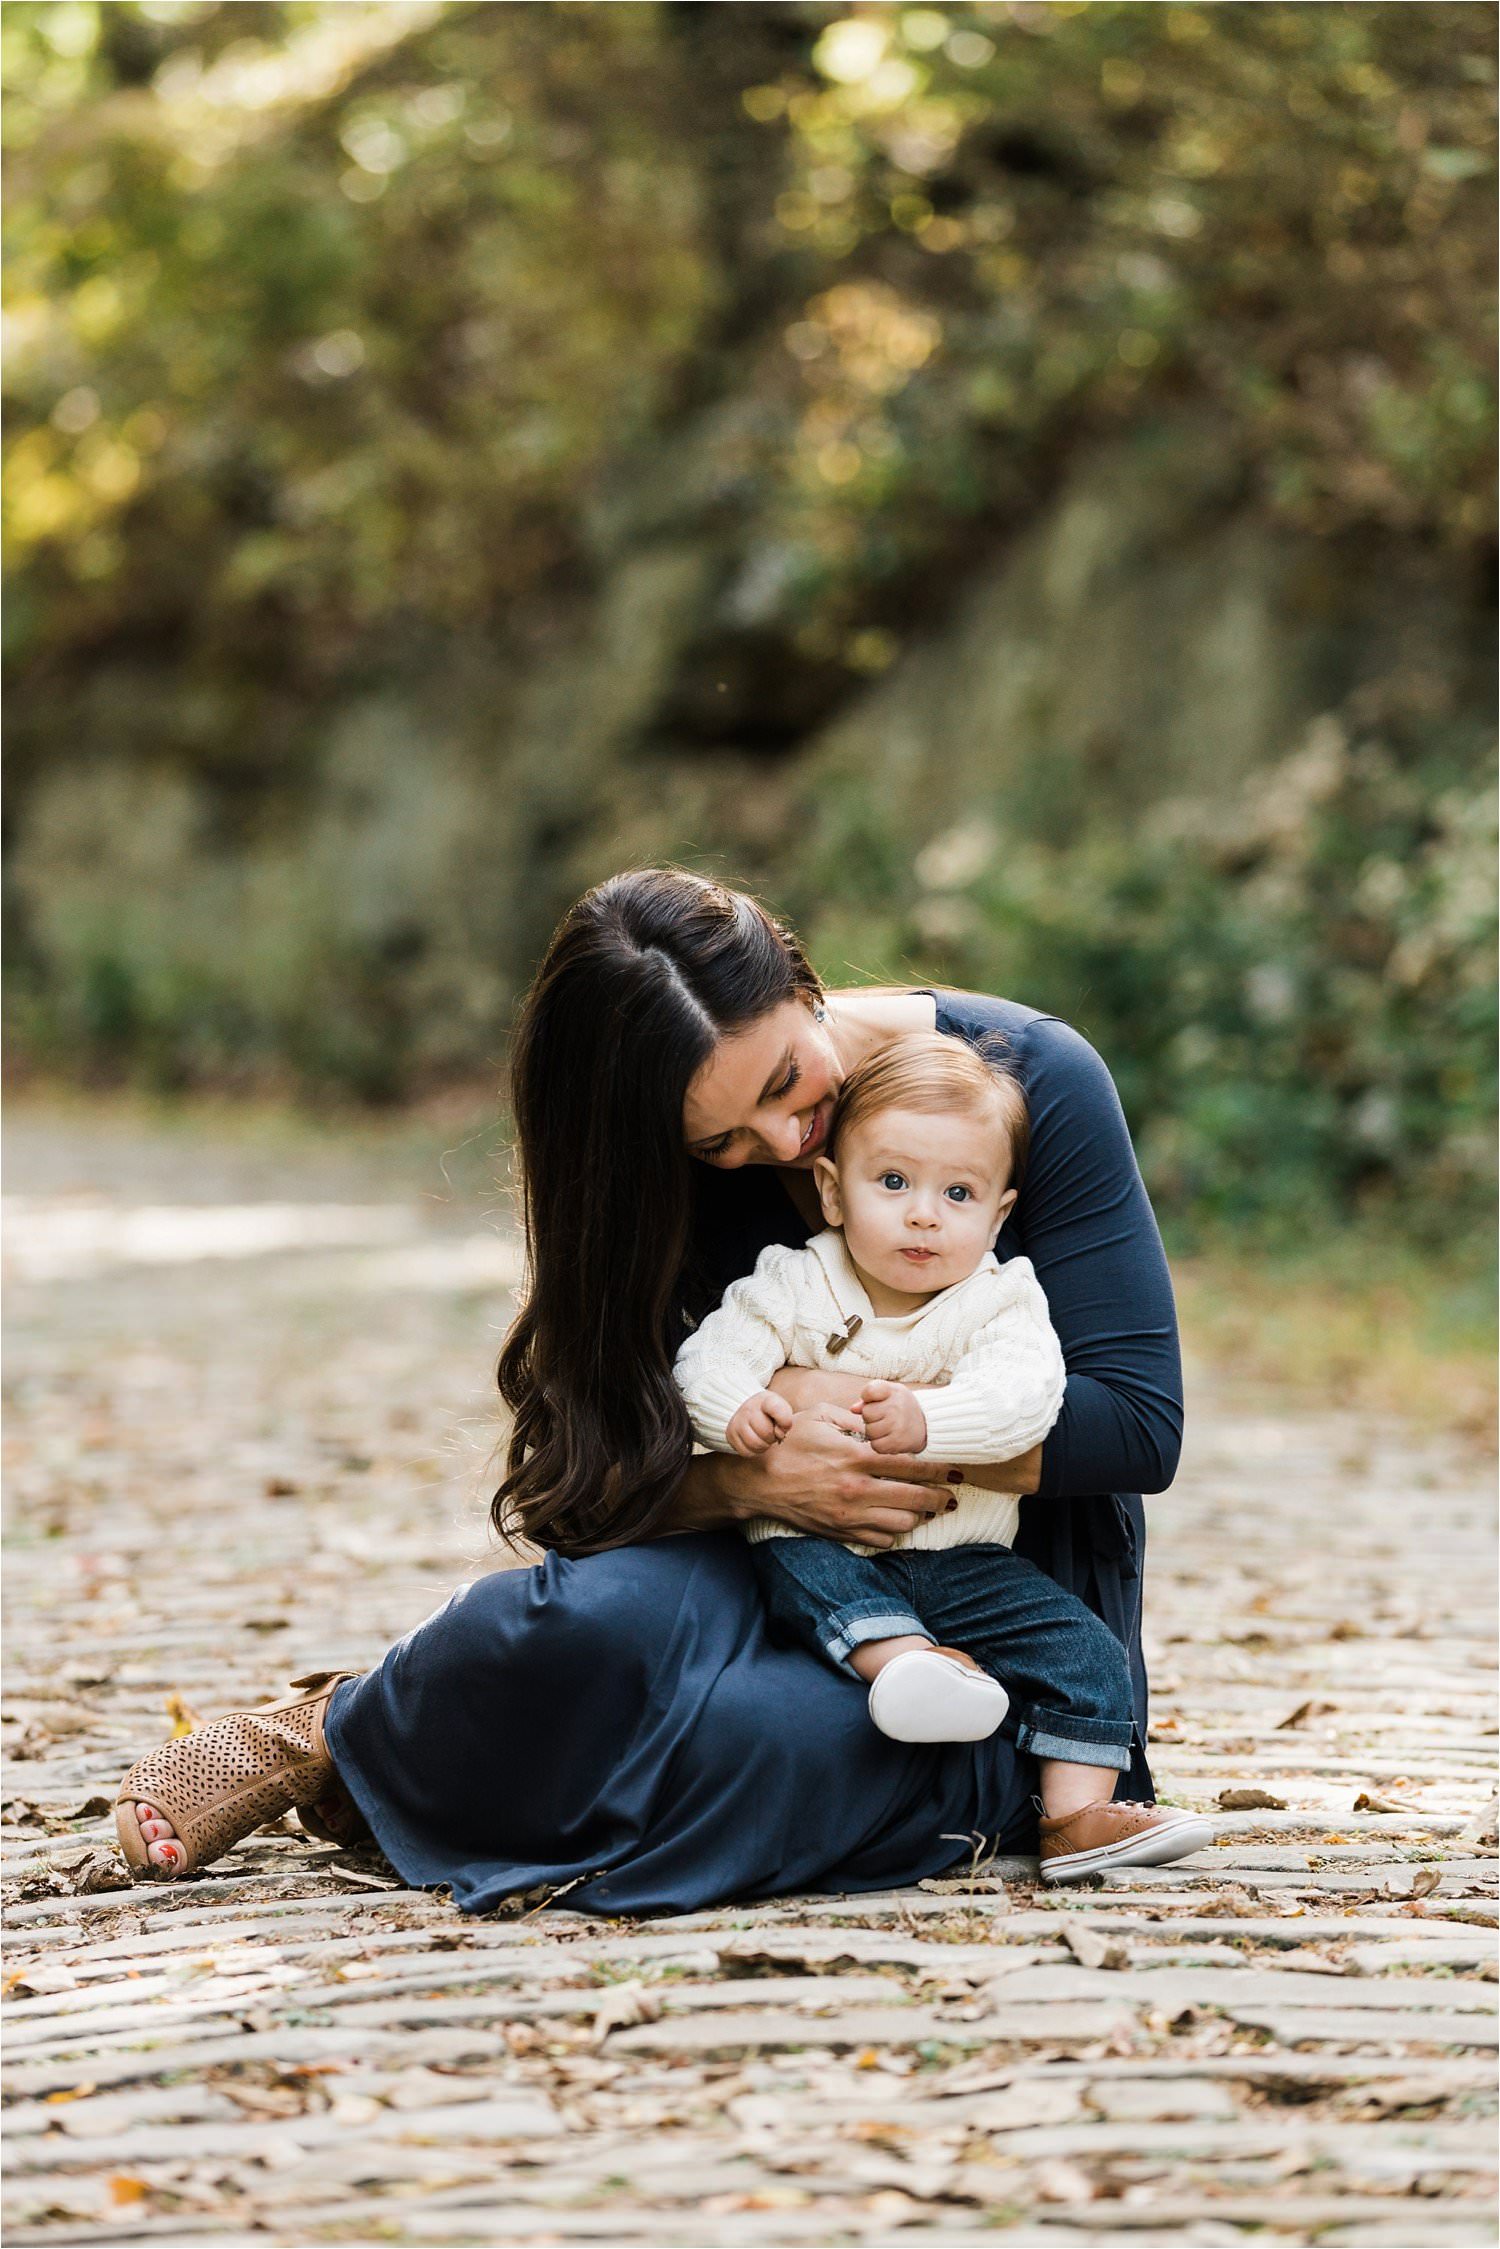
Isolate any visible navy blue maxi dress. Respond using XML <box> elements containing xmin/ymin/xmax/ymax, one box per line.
<box><xmin>326</xmin><ymin>992</ymin><xmax>1183</xmax><ymax>1916</ymax></box>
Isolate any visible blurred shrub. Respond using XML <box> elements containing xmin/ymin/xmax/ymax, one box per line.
<box><xmin>727</xmin><ymin>0</ymin><xmax>1497</xmax><ymax>666</ymax></box>
<box><xmin>3</xmin><ymin>0</ymin><xmax>722</xmax><ymax>787</ymax></box>
<box><xmin>789</xmin><ymin>715</ymin><xmax>1496</xmax><ymax>1240</ymax></box>
<box><xmin>3</xmin><ymin>2</ymin><xmax>1492</xmax><ymax>760</ymax></box>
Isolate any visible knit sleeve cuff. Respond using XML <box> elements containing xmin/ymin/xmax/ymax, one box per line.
<box><xmin>918</xmin><ymin>1372</ymin><xmax>1065</xmax><ymax>1463</ymax></box>
<box><xmin>681</xmin><ymin>1362</ymin><xmax>766</xmax><ymax>1452</ymax></box>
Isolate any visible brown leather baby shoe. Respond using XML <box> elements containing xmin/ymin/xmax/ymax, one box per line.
<box><xmin>1039</xmin><ymin>1798</ymin><xmax>1214</xmax><ymax>1884</ymax></box>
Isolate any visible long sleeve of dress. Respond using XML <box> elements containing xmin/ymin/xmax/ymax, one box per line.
<box><xmin>916</xmin><ymin>1262</ymin><xmax>1067</xmax><ymax>1465</ymax></box>
<box><xmin>672</xmin><ymin>1243</ymin><xmax>805</xmax><ymax>1452</ymax></box>
<box><xmin>1010</xmin><ymin>1019</ymin><xmax>1183</xmax><ymax>1499</ymax></box>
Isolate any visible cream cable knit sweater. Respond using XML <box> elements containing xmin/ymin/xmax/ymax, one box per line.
<box><xmin>673</xmin><ymin>1228</ymin><xmax>1066</xmax><ymax>1555</ymax></box>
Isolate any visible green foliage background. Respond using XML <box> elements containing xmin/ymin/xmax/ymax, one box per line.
<box><xmin>4</xmin><ymin>0</ymin><xmax>1495</xmax><ymax>1244</ymax></box>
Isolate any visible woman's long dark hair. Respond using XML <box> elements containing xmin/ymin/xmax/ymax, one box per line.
<box><xmin>494</xmin><ymin>868</ymin><xmax>822</xmax><ymax>1556</ymax></box>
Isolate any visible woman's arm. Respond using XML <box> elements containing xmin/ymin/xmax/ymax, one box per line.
<box><xmin>1014</xmin><ymin>1019</ymin><xmax>1183</xmax><ymax>1499</ymax></box>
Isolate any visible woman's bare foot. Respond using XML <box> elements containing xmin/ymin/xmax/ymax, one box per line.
<box><xmin>133</xmin><ymin>1801</ymin><xmax>185</xmax><ymax>1872</ymax></box>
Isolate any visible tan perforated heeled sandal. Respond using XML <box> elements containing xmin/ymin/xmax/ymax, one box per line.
<box><xmin>296</xmin><ymin>1774</ymin><xmax>372</xmax><ymax>1849</ymax></box>
<box><xmin>114</xmin><ymin>1669</ymin><xmax>359</xmax><ymax>1881</ymax></box>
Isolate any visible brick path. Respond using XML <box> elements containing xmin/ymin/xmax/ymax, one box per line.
<box><xmin>3</xmin><ymin>1107</ymin><xmax>1495</xmax><ymax>2246</ymax></box>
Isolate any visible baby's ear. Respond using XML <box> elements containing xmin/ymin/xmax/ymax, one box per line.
<box><xmin>813</xmin><ymin>1154</ymin><xmax>842</xmax><ymax>1225</ymax></box>
<box><xmin>994</xmin><ymin>1185</ymin><xmax>1019</xmax><ymax>1230</ymax></box>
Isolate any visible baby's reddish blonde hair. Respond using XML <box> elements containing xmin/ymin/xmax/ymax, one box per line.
<box><xmin>828</xmin><ymin>1031</ymin><xmax>1030</xmax><ymax>1186</ymax></box>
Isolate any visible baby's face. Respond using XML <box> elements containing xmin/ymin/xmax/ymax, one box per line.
<box><xmin>815</xmin><ymin>1105</ymin><xmax>1017</xmax><ymax>1300</ymax></box>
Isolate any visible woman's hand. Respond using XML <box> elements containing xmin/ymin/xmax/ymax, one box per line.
<box><xmin>961</xmin><ymin>1450</ymin><xmax>1043</xmax><ymax>1498</ymax></box>
<box><xmin>712</xmin><ymin>1406</ymin><xmax>957</xmax><ymax>1548</ymax></box>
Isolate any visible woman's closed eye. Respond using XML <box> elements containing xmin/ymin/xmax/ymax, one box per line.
<box><xmin>694</xmin><ymin>1062</ymin><xmax>802</xmax><ymax>1163</ymax></box>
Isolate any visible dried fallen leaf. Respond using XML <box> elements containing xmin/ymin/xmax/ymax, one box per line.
<box><xmin>223</xmin><ymin>2083</ymin><xmax>307</xmax><ymax>2118</ymax></box>
<box><xmin>1218</xmin><ymin>1788</ymin><xmax>1287</xmax><ymax>1811</ymax></box>
<box><xmin>108</xmin><ymin>2177</ymin><xmax>150</xmax><ymax>2205</ymax></box>
<box><xmin>1198</xmin><ymin>1887</ymin><xmax>1260</xmax><ymax>1918</ymax></box>
<box><xmin>591</xmin><ymin>1979</ymin><xmax>661</xmax><ymax>2042</ymax></box>
<box><xmin>1459</xmin><ymin>1795</ymin><xmax>1499</xmax><ymax>1848</ymax></box>
<box><xmin>164</xmin><ymin>1693</ymin><xmax>202</xmax><ymax>1739</ymax></box>
<box><xmin>847</xmin><ymin>2118</ymin><xmax>918</xmax><ymax>2145</ymax></box>
<box><xmin>1059</xmin><ymin>1921</ymin><xmax>1130</xmax><ymax>1971</ymax></box>
<box><xmin>1409</xmin><ymin>1867</ymin><xmax>1443</xmax><ymax>1898</ymax></box>
<box><xmin>703</xmin><ymin>2190</ymin><xmax>812</xmax><ymax>2215</ymax></box>
<box><xmin>1276</xmin><ymin>1699</ymin><xmax>1337</xmax><ymax>1730</ymax></box>
<box><xmin>66</xmin><ymin>1849</ymin><xmax>131</xmax><ymax>1895</ymax></box>
<box><xmin>1032</xmin><ymin>2159</ymin><xmax>1095</xmax><ymax>2205</ymax></box>
<box><xmin>7</xmin><ymin>1964</ymin><xmax>79</xmax><ymax>1996</ymax></box>
<box><xmin>1353</xmin><ymin>1792</ymin><xmax>1406</xmax><ymax>1814</ymax></box>
<box><xmin>1348</xmin><ymin>2077</ymin><xmax>1464</xmax><ymax>2114</ymax></box>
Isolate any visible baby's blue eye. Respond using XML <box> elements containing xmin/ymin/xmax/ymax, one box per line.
<box><xmin>880</xmin><ymin>1171</ymin><xmax>906</xmax><ymax>1192</ymax></box>
<box><xmin>945</xmin><ymin>1185</ymin><xmax>972</xmax><ymax>1203</ymax></box>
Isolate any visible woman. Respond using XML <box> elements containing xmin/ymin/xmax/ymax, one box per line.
<box><xmin>117</xmin><ymin>868</ymin><xmax>1184</xmax><ymax>1913</ymax></box>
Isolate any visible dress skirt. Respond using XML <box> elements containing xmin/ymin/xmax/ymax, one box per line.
<box><xmin>325</xmin><ymin>1530</ymin><xmax>1057</xmax><ymax>1917</ymax></box>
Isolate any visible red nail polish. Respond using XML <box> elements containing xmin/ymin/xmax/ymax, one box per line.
<box><xmin>946</xmin><ymin>1470</ymin><xmax>963</xmax><ymax>1485</ymax></box>
<box><xmin>946</xmin><ymin>1497</ymin><xmax>959</xmax><ymax>1512</ymax></box>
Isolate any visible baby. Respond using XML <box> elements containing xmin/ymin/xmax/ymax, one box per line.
<box><xmin>674</xmin><ymin>1032</ymin><xmax>1212</xmax><ymax>1883</ymax></box>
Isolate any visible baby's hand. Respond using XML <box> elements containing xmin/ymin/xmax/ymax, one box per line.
<box><xmin>857</xmin><ymin>1379</ymin><xmax>928</xmax><ymax>1455</ymax></box>
<box><xmin>726</xmin><ymin>1390</ymin><xmax>796</xmax><ymax>1457</ymax></box>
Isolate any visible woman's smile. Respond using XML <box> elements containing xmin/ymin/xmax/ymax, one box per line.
<box><xmin>797</xmin><ymin>1101</ymin><xmax>831</xmax><ymax>1159</ymax></box>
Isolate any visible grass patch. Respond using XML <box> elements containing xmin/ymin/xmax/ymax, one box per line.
<box><xmin>1172</xmin><ymin>1223</ymin><xmax>1495</xmax><ymax>1446</ymax></box>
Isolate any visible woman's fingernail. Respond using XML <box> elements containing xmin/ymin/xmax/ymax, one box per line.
<box><xmin>946</xmin><ymin>1470</ymin><xmax>963</xmax><ymax>1485</ymax></box>
<box><xmin>946</xmin><ymin>1497</ymin><xmax>959</xmax><ymax>1512</ymax></box>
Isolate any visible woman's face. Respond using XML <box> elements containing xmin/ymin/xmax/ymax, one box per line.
<box><xmin>683</xmin><ymin>999</ymin><xmax>843</xmax><ymax>1170</ymax></box>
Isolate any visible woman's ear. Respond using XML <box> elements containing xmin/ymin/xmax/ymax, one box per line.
<box><xmin>813</xmin><ymin>1155</ymin><xmax>842</xmax><ymax>1225</ymax></box>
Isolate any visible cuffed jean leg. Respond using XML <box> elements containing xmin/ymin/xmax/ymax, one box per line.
<box><xmin>900</xmin><ymin>1546</ymin><xmax>1136</xmax><ymax>1770</ymax></box>
<box><xmin>750</xmin><ymin>1538</ymin><xmax>929</xmax><ymax>1676</ymax></box>
<box><xmin>1014</xmin><ymin>1706</ymin><xmax>1133</xmax><ymax>1770</ymax></box>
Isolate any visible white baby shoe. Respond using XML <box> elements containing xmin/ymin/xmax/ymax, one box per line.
<box><xmin>867</xmin><ymin>1646</ymin><xmax>1009</xmax><ymax>1744</ymax></box>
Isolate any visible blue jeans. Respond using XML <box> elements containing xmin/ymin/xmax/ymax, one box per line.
<box><xmin>751</xmin><ymin>1536</ymin><xmax>1135</xmax><ymax>1770</ymax></box>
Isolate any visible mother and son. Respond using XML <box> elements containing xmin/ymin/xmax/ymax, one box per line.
<box><xmin>117</xmin><ymin>867</ymin><xmax>1214</xmax><ymax>1908</ymax></box>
